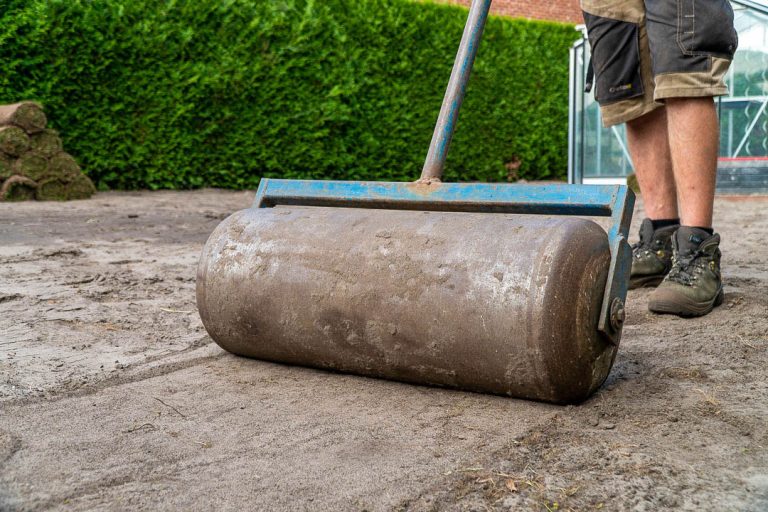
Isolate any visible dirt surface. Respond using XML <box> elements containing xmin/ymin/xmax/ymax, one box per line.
<box><xmin>1</xmin><ymin>190</ymin><xmax>766</xmax><ymax>511</ymax></box>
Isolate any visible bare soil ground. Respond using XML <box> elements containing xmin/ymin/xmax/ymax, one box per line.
<box><xmin>1</xmin><ymin>190</ymin><xmax>766</xmax><ymax>511</ymax></box>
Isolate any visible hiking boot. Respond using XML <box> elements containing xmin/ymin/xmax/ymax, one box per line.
<box><xmin>629</xmin><ymin>218</ymin><xmax>677</xmax><ymax>289</ymax></box>
<box><xmin>648</xmin><ymin>227</ymin><xmax>724</xmax><ymax>317</ymax></box>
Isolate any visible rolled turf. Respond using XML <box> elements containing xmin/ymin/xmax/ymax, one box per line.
<box><xmin>0</xmin><ymin>102</ymin><xmax>47</xmax><ymax>134</ymax></box>
<box><xmin>36</xmin><ymin>177</ymin><xmax>69</xmax><ymax>201</ymax></box>
<box><xmin>30</xmin><ymin>129</ymin><xmax>63</xmax><ymax>157</ymax></box>
<box><xmin>0</xmin><ymin>154</ymin><xmax>12</xmax><ymax>180</ymax></box>
<box><xmin>13</xmin><ymin>151</ymin><xmax>49</xmax><ymax>182</ymax></box>
<box><xmin>65</xmin><ymin>173</ymin><xmax>96</xmax><ymax>200</ymax></box>
<box><xmin>0</xmin><ymin>175</ymin><xmax>37</xmax><ymax>201</ymax></box>
<box><xmin>0</xmin><ymin>126</ymin><xmax>31</xmax><ymax>157</ymax></box>
<box><xmin>0</xmin><ymin>103</ymin><xmax>95</xmax><ymax>201</ymax></box>
<box><xmin>49</xmin><ymin>152</ymin><xmax>82</xmax><ymax>182</ymax></box>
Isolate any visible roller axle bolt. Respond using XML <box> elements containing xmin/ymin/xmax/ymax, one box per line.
<box><xmin>610</xmin><ymin>298</ymin><xmax>626</xmax><ymax>331</ymax></box>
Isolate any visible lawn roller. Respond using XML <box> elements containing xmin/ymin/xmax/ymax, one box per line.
<box><xmin>196</xmin><ymin>0</ymin><xmax>635</xmax><ymax>404</ymax></box>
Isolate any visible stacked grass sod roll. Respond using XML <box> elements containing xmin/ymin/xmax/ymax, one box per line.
<box><xmin>0</xmin><ymin>154</ymin><xmax>12</xmax><ymax>181</ymax></box>
<box><xmin>0</xmin><ymin>102</ymin><xmax>95</xmax><ymax>201</ymax></box>
<box><xmin>0</xmin><ymin>126</ymin><xmax>30</xmax><ymax>157</ymax></box>
<box><xmin>30</xmin><ymin>129</ymin><xmax>64</xmax><ymax>157</ymax></box>
<box><xmin>0</xmin><ymin>175</ymin><xmax>37</xmax><ymax>201</ymax></box>
<box><xmin>0</xmin><ymin>102</ymin><xmax>47</xmax><ymax>134</ymax></box>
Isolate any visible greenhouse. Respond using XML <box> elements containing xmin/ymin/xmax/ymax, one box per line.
<box><xmin>569</xmin><ymin>0</ymin><xmax>768</xmax><ymax>193</ymax></box>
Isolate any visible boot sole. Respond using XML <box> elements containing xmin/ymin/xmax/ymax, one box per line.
<box><xmin>629</xmin><ymin>274</ymin><xmax>666</xmax><ymax>290</ymax></box>
<box><xmin>649</xmin><ymin>288</ymin><xmax>725</xmax><ymax>317</ymax></box>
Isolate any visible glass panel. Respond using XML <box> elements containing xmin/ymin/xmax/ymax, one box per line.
<box><xmin>721</xmin><ymin>4</ymin><xmax>768</xmax><ymax>160</ymax></box>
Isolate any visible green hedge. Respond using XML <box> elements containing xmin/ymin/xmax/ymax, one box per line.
<box><xmin>0</xmin><ymin>0</ymin><xmax>577</xmax><ymax>190</ymax></box>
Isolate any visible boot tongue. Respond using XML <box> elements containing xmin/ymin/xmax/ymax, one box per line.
<box><xmin>675</xmin><ymin>227</ymin><xmax>711</xmax><ymax>256</ymax></box>
<box><xmin>638</xmin><ymin>218</ymin><xmax>655</xmax><ymax>246</ymax></box>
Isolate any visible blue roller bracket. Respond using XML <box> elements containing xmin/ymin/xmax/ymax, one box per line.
<box><xmin>254</xmin><ymin>0</ymin><xmax>635</xmax><ymax>345</ymax></box>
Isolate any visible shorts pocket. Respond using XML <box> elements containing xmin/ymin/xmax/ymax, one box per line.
<box><xmin>583</xmin><ymin>11</ymin><xmax>645</xmax><ymax>104</ymax></box>
<box><xmin>677</xmin><ymin>0</ymin><xmax>738</xmax><ymax>58</ymax></box>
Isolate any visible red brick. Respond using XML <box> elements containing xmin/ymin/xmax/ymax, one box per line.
<box><xmin>435</xmin><ymin>0</ymin><xmax>582</xmax><ymax>24</ymax></box>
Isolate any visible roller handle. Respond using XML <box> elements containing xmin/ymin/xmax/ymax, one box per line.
<box><xmin>420</xmin><ymin>0</ymin><xmax>492</xmax><ymax>183</ymax></box>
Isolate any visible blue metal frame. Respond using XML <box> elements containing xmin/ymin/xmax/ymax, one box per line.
<box><xmin>254</xmin><ymin>179</ymin><xmax>635</xmax><ymax>345</ymax></box>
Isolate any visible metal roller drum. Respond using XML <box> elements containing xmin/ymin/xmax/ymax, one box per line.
<box><xmin>196</xmin><ymin>0</ymin><xmax>634</xmax><ymax>404</ymax></box>
<box><xmin>197</xmin><ymin>205</ymin><xmax>617</xmax><ymax>404</ymax></box>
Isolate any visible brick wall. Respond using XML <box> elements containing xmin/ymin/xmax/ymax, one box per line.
<box><xmin>437</xmin><ymin>0</ymin><xmax>582</xmax><ymax>24</ymax></box>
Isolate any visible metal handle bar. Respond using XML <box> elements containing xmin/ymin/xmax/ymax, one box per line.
<box><xmin>420</xmin><ymin>0</ymin><xmax>492</xmax><ymax>183</ymax></box>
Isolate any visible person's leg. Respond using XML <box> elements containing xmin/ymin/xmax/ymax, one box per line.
<box><xmin>647</xmin><ymin>97</ymin><xmax>723</xmax><ymax>315</ymax></box>
<box><xmin>641</xmin><ymin>0</ymin><xmax>736</xmax><ymax>316</ymax></box>
<box><xmin>625</xmin><ymin>107</ymin><xmax>679</xmax><ymax>288</ymax></box>
<box><xmin>580</xmin><ymin>0</ymin><xmax>678</xmax><ymax>289</ymax></box>
<box><xmin>664</xmin><ymin>97</ymin><xmax>719</xmax><ymax>228</ymax></box>
<box><xmin>626</xmin><ymin>105</ymin><xmax>677</xmax><ymax>220</ymax></box>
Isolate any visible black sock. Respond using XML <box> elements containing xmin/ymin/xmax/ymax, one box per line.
<box><xmin>650</xmin><ymin>218</ymin><xmax>680</xmax><ymax>230</ymax></box>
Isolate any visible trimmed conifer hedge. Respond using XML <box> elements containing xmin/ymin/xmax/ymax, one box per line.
<box><xmin>0</xmin><ymin>0</ymin><xmax>577</xmax><ymax>190</ymax></box>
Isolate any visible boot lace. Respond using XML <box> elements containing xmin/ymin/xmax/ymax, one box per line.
<box><xmin>667</xmin><ymin>250</ymin><xmax>707</xmax><ymax>286</ymax></box>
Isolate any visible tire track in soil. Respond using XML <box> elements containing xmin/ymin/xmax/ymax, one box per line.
<box><xmin>3</xmin><ymin>344</ymin><xmax>222</xmax><ymax>408</ymax></box>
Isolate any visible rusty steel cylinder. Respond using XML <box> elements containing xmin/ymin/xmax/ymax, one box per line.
<box><xmin>197</xmin><ymin>205</ymin><xmax>616</xmax><ymax>404</ymax></box>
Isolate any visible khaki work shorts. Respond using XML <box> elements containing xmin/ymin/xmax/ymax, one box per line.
<box><xmin>581</xmin><ymin>0</ymin><xmax>738</xmax><ymax>127</ymax></box>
